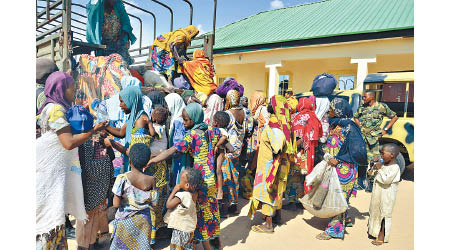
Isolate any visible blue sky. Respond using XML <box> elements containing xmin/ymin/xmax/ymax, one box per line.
<box><xmin>69</xmin><ymin>0</ymin><xmax>321</xmax><ymax>49</ymax></box>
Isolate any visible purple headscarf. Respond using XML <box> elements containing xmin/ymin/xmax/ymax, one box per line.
<box><xmin>216</xmin><ymin>77</ymin><xmax>244</xmax><ymax>98</ymax></box>
<box><xmin>37</xmin><ymin>72</ymin><xmax>74</xmax><ymax>115</ymax></box>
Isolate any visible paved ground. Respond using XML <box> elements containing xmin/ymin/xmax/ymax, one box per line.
<box><xmin>68</xmin><ymin>166</ymin><xmax>414</xmax><ymax>250</ymax></box>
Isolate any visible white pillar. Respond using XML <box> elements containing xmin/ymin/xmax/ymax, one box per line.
<box><xmin>350</xmin><ymin>58</ymin><xmax>376</xmax><ymax>91</ymax></box>
<box><xmin>265</xmin><ymin>63</ymin><xmax>282</xmax><ymax>98</ymax></box>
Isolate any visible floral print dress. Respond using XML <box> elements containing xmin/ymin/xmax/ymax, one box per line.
<box><xmin>174</xmin><ymin>126</ymin><xmax>222</xmax><ymax>242</ymax></box>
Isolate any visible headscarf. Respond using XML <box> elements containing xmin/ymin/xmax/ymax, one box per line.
<box><xmin>240</xmin><ymin>96</ymin><xmax>248</xmax><ymax>108</ymax></box>
<box><xmin>181</xmin><ymin>90</ymin><xmax>194</xmax><ymax>100</ymax></box>
<box><xmin>151</xmin><ymin>25</ymin><xmax>199</xmax><ymax>52</ymax></box>
<box><xmin>182</xmin><ymin>49</ymin><xmax>217</xmax><ymax>96</ymax></box>
<box><xmin>121</xmin><ymin>75</ymin><xmax>142</xmax><ymax>89</ymax></box>
<box><xmin>147</xmin><ymin>90</ymin><xmax>168</xmax><ymax>109</ymax></box>
<box><xmin>184</xmin><ymin>102</ymin><xmax>207</xmax><ymax>131</ymax></box>
<box><xmin>250</xmin><ymin>91</ymin><xmax>266</xmax><ymax>116</ymax></box>
<box><xmin>292</xmin><ymin>97</ymin><xmax>323</xmax><ymax>176</ymax></box>
<box><xmin>165</xmin><ymin>93</ymin><xmax>186</xmax><ymax>136</ymax></box>
<box><xmin>36</xmin><ymin>58</ymin><xmax>59</xmax><ymax>84</ymax></box>
<box><xmin>216</xmin><ymin>78</ymin><xmax>244</xmax><ymax>98</ymax></box>
<box><xmin>329</xmin><ymin>98</ymin><xmax>367</xmax><ymax>166</ymax></box>
<box><xmin>268</xmin><ymin>95</ymin><xmax>295</xmax><ymax>155</ymax></box>
<box><xmin>225</xmin><ymin>89</ymin><xmax>241</xmax><ymax>110</ymax></box>
<box><xmin>203</xmin><ymin>94</ymin><xmax>224</xmax><ymax>126</ymax></box>
<box><xmin>86</xmin><ymin>0</ymin><xmax>137</xmax><ymax>46</ymax></box>
<box><xmin>315</xmin><ymin>96</ymin><xmax>331</xmax><ymax>120</ymax></box>
<box><xmin>119</xmin><ymin>86</ymin><xmax>144</xmax><ymax>144</ymax></box>
<box><xmin>37</xmin><ymin>72</ymin><xmax>74</xmax><ymax>115</ymax></box>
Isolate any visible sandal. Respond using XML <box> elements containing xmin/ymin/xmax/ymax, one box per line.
<box><xmin>251</xmin><ymin>224</ymin><xmax>274</xmax><ymax>233</ymax></box>
<box><xmin>371</xmin><ymin>239</ymin><xmax>384</xmax><ymax>246</ymax></box>
<box><xmin>316</xmin><ymin>232</ymin><xmax>332</xmax><ymax>240</ymax></box>
<box><xmin>345</xmin><ymin>218</ymin><xmax>353</xmax><ymax>227</ymax></box>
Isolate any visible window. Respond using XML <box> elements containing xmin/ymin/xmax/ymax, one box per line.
<box><xmin>338</xmin><ymin>75</ymin><xmax>355</xmax><ymax>90</ymax></box>
<box><xmin>278</xmin><ymin>74</ymin><xmax>290</xmax><ymax>95</ymax></box>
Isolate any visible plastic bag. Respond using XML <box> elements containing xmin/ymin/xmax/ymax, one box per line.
<box><xmin>66</xmin><ymin>104</ymin><xmax>94</xmax><ymax>134</ymax></box>
<box><xmin>300</xmin><ymin>160</ymin><xmax>348</xmax><ymax>218</ymax></box>
<box><xmin>305</xmin><ymin>153</ymin><xmax>333</xmax><ymax>186</ymax></box>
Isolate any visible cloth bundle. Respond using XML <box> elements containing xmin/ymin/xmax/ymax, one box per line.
<box><xmin>300</xmin><ymin>154</ymin><xmax>348</xmax><ymax>218</ymax></box>
<box><xmin>216</xmin><ymin>78</ymin><xmax>244</xmax><ymax>98</ymax></box>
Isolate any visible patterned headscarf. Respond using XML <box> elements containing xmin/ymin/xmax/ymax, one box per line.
<box><xmin>268</xmin><ymin>95</ymin><xmax>295</xmax><ymax>155</ymax></box>
<box><xmin>330</xmin><ymin>97</ymin><xmax>353</xmax><ymax>118</ymax></box>
<box><xmin>119</xmin><ymin>86</ymin><xmax>144</xmax><ymax>144</ymax></box>
<box><xmin>292</xmin><ymin>97</ymin><xmax>323</xmax><ymax>176</ymax></box>
<box><xmin>225</xmin><ymin>89</ymin><xmax>241</xmax><ymax>110</ymax></box>
<box><xmin>185</xmin><ymin>102</ymin><xmax>208</xmax><ymax>131</ymax></box>
<box><xmin>37</xmin><ymin>72</ymin><xmax>74</xmax><ymax>115</ymax></box>
<box><xmin>203</xmin><ymin>94</ymin><xmax>224</xmax><ymax>126</ymax></box>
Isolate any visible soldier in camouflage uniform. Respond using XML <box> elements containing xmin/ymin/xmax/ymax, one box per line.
<box><xmin>354</xmin><ymin>90</ymin><xmax>398</xmax><ymax>192</ymax></box>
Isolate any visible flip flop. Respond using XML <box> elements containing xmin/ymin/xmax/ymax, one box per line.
<box><xmin>345</xmin><ymin>219</ymin><xmax>353</xmax><ymax>227</ymax></box>
<box><xmin>371</xmin><ymin>240</ymin><xmax>384</xmax><ymax>246</ymax></box>
<box><xmin>251</xmin><ymin>225</ymin><xmax>274</xmax><ymax>233</ymax></box>
<box><xmin>316</xmin><ymin>232</ymin><xmax>332</xmax><ymax>240</ymax></box>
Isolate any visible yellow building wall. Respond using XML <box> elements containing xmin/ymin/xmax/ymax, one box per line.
<box><xmin>213</xmin><ymin>37</ymin><xmax>414</xmax><ymax>96</ymax></box>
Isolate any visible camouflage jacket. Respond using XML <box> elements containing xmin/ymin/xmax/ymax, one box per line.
<box><xmin>354</xmin><ymin>102</ymin><xmax>396</xmax><ymax>145</ymax></box>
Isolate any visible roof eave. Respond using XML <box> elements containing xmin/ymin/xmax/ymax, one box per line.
<box><xmin>213</xmin><ymin>28</ymin><xmax>414</xmax><ymax>55</ymax></box>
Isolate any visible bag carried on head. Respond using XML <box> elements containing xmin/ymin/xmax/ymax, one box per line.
<box><xmin>311</xmin><ymin>73</ymin><xmax>337</xmax><ymax>97</ymax></box>
<box><xmin>66</xmin><ymin>104</ymin><xmax>94</xmax><ymax>134</ymax></box>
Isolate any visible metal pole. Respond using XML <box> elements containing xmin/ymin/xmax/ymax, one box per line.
<box><xmin>122</xmin><ymin>1</ymin><xmax>156</xmax><ymax>40</ymax></box>
<box><xmin>181</xmin><ymin>0</ymin><xmax>193</xmax><ymax>25</ymax></box>
<box><xmin>212</xmin><ymin>0</ymin><xmax>217</xmax><ymax>45</ymax></box>
<box><xmin>151</xmin><ymin>0</ymin><xmax>173</xmax><ymax>31</ymax></box>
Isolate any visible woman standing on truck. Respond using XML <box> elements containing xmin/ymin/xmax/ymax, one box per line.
<box><xmin>86</xmin><ymin>0</ymin><xmax>137</xmax><ymax>66</ymax></box>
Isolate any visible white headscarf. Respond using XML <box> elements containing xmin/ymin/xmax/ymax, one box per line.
<box><xmin>315</xmin><ymin>97</ymin><xmax>330</xmax><ymax>120</ymax></box>
<box><xmin>203</xmin><ymin>94</ymin><xmax>224</xmax><ymax>126</ymax></box>
<box><xmin>165</xmin><ymin>93</ymin><xmax>186</xmax><ymax>136</ymax></box>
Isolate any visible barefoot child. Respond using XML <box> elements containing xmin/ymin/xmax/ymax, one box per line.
<box><xmin>367</xmin><ymin>143</ymin><xmax>401</xmax><ymax>246</ymax></box>
<box><xmin>149</xmin><ymin>102</ymin><xmax>223</xmax><ymax>250</ymax></box>
<box><xmin>165</xmin><ymin>168</ymin><xmax>203</xmax><ymax>250</ymax></box>
<box><xmin>110</xmin><ymin>143</ymin><xmax>158</xmax><ymax>249</ymax></box>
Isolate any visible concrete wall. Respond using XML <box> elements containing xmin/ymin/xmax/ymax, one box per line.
<box><xmin>212</xmin><ymin>37</ymin><xmax>414</xmax><ymax>97</ymax></box>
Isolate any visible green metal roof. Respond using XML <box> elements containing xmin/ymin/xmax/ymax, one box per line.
<box><xmin>194</xmin><ymin>0</ymin><xmax>413</xmax><ymax>52</ymax></box>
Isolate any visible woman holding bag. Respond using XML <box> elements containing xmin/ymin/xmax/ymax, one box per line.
<box><xmin>316</xmin><ymin>98</ymin><xmax>367</xmax><ymax>240</ymax></box>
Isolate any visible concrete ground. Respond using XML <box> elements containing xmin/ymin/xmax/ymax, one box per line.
<box><xmin>68</xmin><ymin>167</ymin><xmax>414</xmax><ymax>250</ymax></box>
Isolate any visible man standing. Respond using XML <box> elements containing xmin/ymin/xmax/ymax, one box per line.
<box><xmin>354</xmin><ymin>90</ymin><xmax>398</xmax><ymax>192</ymax></box>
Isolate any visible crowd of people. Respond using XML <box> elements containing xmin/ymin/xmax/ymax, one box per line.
<box><xmin>36</xmin><ymin>1</ymin><xmax>403</xmax><ymax>249</ymax></box>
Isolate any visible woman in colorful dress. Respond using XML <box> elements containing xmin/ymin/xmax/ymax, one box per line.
<box><xmin>106</xmin><ymin>86</ymin><xmax>169</xmax><ymax>235</ymax></box>
<box><xmin>36</xmin><ymin>72</ymin><xmax>107</xmax><ymax>250</ymax></box>
<box><xmin>220</xmin><ymin>90</ymin><xmax>253</xmax><ymax>216</ymax></box>
<box><xmin>86</xmin><ymin>0</ymin><xmax>136</xmax><ymax>66</ymax></box>
<box><xmin>316</xmin><ymin>98</ymin><xmax>367</xmax><ymax>240</ymax></box>
<box><xmin>240</xmin><ymin>91</ymin><xmax>270</xmax><ymax>199</ymax></box>
<box><xmin>248</xmin><ymin>95</ymin><xmax>295</xmax><ymax>233</ymax></box>
<box><xmin>151</xmin><ymin>25</ymin><xmax>199</xmax><ymax>81</ymax></box>
<box><xmin>149</xmin><ymin>102</ymin><xmax>223</xmax><ymax>250</ymax></box>
<box><xmin>165</xmin><ymin>93</ymin><xmax>189</xmax><ymax>187</ymax></box>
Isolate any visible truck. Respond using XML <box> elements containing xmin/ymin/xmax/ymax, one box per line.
<box><xmin>36</xmin><ymin>0</ymin><xmax>217</xmax><ymax>72</ymax></box>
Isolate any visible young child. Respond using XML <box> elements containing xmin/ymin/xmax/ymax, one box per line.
<box><xmin>164</xmin><ymin>168</ymin><xmax>203</xmax><ymax>250</ymax></box>
<box><xmin>367</xmin><ymin>143</ymin><xmax>401</xmax><ymax>246</ymax></box>
<box><xmin>149</xmin><ymin>106</ymin><xmax>169</xmax><ymax>156</ymax></box>
<box><xmin>110</xmin><ymin>143</ymin><xmax>158</xmax><ymax>249</ymax></box>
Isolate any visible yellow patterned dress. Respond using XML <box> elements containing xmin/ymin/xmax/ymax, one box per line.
<box><xmin>248</xmin><ymin>125</ymin><xmax>289</xmax><ymax>218</ymax></box>
<box><xmin>174</xmin><ymin>126</ymin><xmax>222</xmax><ymax>242</ymax></box>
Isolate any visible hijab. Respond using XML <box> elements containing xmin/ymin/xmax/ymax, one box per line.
<box><xmin>185</xmin><ymin>102</ymin><xmax>208</xmax><ymax>131</ymax></box>
<box><xmin>315</xmin><ymin>96</ymin><xmax>331</xmax><ymax>120</ymax></box>
<box><xmin>240</xmin><ymin>96</ymin><xmax>248</xmax><ymax>108</ymax></box>
<box><xmin>249</xmin><ymin>91</ymin><xmax>266</xmax><ymax>116</ymax></box>
<box><xmin>119</xmin><ymin>86</ymin><xmax>144</xmax><ymax>144</ymax></box>
<box><xmin>165</xmin><ymin>93</ymin><xmax>186</xmax><ymax>136</ymax></box>
<box><xmin>268</xmin><ymin>95</ymin><xmax>295</xmax><ymax>155</ymax></box>
<box><xmin>37</xmin><ymin>72</ymin><xmax>74</xmax><ymax>115</ymax></box>
<box><xmin>329</xmin><ymin>98</ymin><xmax>367</xmax><ymax>166</ymax></box>
<box><xmin>203</xmin><ymin>94</ymin><xmax>224</xmax><ymax>126</ymax></box>
<box><xmin>147</xmin><ymin>90</ymin><xmax>168</xmax><ymax>109</ymax></box>
<box><xmin>225</xmin><ymin>89</ymin><xmax>241</xmax><ymax>110</ymax></box>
